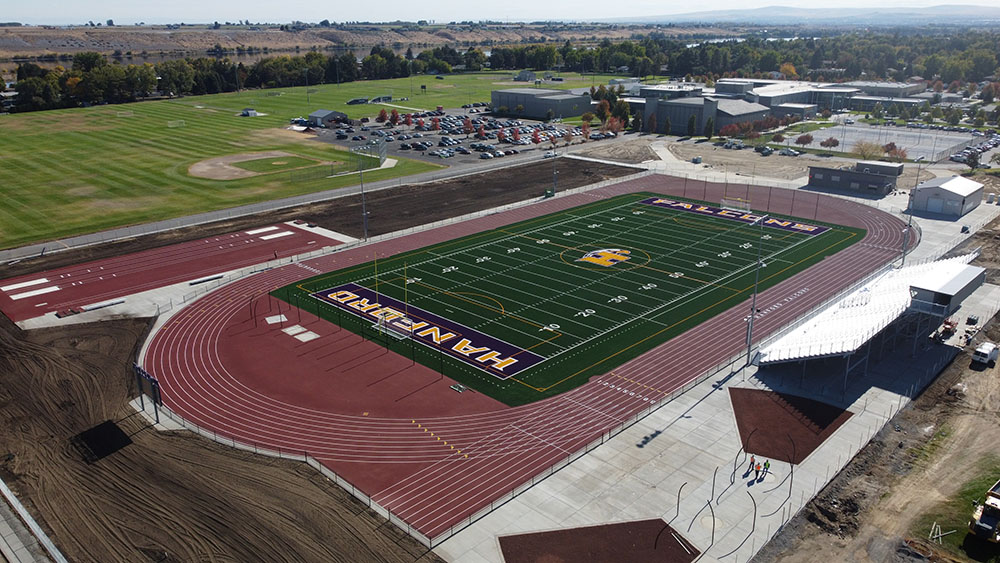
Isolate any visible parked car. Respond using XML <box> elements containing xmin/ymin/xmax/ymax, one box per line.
<box><xmin>778</xmin><ymin>148</ymin><xmax>800</xmax><ymax>156</ymax></box>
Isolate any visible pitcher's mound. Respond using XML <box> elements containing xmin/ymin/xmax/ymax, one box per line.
<box><xmin>499</xmin><ymin>519</ymin><xmax>698</xmax><ymax>563</ymax></box>
<box><xmin>729</xmin><ymin>388</ymin><xmax>852</xmax><ymax>464</ymax></box>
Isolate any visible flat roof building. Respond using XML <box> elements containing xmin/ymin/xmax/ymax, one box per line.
<box><xmin>491</xmin><ymin>88</ymin><xmax>590</xmax><ymax>120</ymax></box>
<box><xmin>911</xmin><ymin>176</ymin><xmax>984</xmax><ymax>218</ymax></box>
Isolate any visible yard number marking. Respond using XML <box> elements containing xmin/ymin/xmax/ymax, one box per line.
<box><xmin>696</xmin><ymin>261</ymin><xmax>709</xmax><ymax>268</ymax></box>
<box><xmin>718</xmin><ymin>251</ymin><xmax>731</xmax><ymax>258</ymax></box>
<box><xmin>539</xmin><ymin>323</ymin><xmax>560</xmax><ymax>332</ymax></box>
<box><xmin>405</xmin><ymin>277</ymin><xmax>422</xmax><ymax>285</ymax></box>
<box><xmin>669</xmin><ymin>272</ymin><xmax>684</xmax><ymax>278</ymax></box>
<box><xmin>611</xmin><ymin>217</ymin><xmax>624</xmax><ymax>222</ymax></box>
<box><xmin>563</xmin><ymin>230</ymin><xmax>577</xmax><ymax>236</ymax></box>
<box><xmin>507</xmin><ymin>247</ymin><xmax>521</xmax><ymax>254</ymax></box>
<box><xmin>575</xmin><ymin>309</ymin><xmax>596</xmax><ymax>317</ymax></box>
<box><xmin>740</xmin><ymin>243</ymin><xmax>752</xmax><ymax>249</ymax></box>
<box><xmin>476</xmin><ymin>256</ymin><xmax>491</xmax><ymax>263</ymax></box>
<box><xmin>537</xmin><ymin>238</ymin><xmax>550</xmax><ymax>244</ymax></box>
<box><xmin>640</xmin><ymin>283</ymin><xmax>657</xmax><ymax>290</ymax></box>
<box><xmin>608</xmin><ymin>295</ymin><xmax>628</xmax><ymax>304</ymax></box>
<box><xmin>443</xmin><ymin>266</ymin><xmax>458</xmax><ymax>273</ymax></box>
<box><xmin>587</xmin><ymin>223</ymin><xmax>602</xmax><ymax>229</ymax></box>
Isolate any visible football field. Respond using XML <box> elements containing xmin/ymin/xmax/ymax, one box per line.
<box><xmin>277</xmin><ymin>192</ymin><xmax>863</xmax><ymax>405</ymax></box>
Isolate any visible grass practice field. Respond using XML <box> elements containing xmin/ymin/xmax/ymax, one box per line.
<box><xmin>0</xmin><ymin>92</ymin><xmax>441</xmax><ymax>250</ymax></box>
<box><xmin>275</xmin><ymin>192</ymin><xmax>863</xmax><ymax>405</ymax></box>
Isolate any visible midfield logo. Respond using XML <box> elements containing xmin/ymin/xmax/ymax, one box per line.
<box><xmin>578</xmin><ymin>248</ymin><xmax>632</xmax><ymax>267</ymax></box>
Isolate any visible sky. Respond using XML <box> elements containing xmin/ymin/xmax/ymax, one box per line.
<box><xmin>5</xmin><ymin>0</ymin><xmax>999</xmax><ymax>25</ymax></box>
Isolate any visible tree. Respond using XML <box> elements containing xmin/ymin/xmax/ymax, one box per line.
<box><xmin>991</xmin><ymin>153</ymin><xmax>1000</xmax><ymax>168</ymax></box>
<box><xmin>611</xmin><ymin>99</ymin><xmax>630</xmax><ymax>123</ymax></box>
<box><xmin>376</xmin><ymin>108</ymin><xmax>388</xmax><ymax>122</ymax></box>
<box><xmin>431</xmin><ymin>117</ymin><xmax>440</xmax><ymax>131</ymax></box>
<box><xmin>965</xmin><ymin>151</ymin><xmax>980</xmax><ymax>170</ymax></box>
<box><xmin>515</xmin><ymin>104</ymin><xmax>524</xmax><ymax>115</ymax></box>
<box><xmin>581</xmin><ymin>112</ymin><xmax>594</xmax><ymax>125</ymax></box>
<box><xmin>819</xmin><ymin>136</ymin><xmax>840</xmax><ymax>149</ymax></box>
<box><xmin>794</xmin><ymin>134</ymin><xmax>814</xmax><ymax>148</ymax></box>
<box><xmin>564</xmin><ymin>130</ymin><xmax>574</xmax><ymax>145</ymax></box>
<box><xmin>703</xmin><ymin>117</ymin><xmax>715</xmax><ymax>139</ymax></box>
<box><xmin>687</xmin><ymin>115</ymin><xmax>697</xmax><ymax>137</ymax></box>
<box><xmin>532</xmin><ymin>129</ymin><xmax>542</xmax><ymax>144</ymax></box>
<box><xmin>779</xmin><ymin>62</ymin><xmax>798</xmax><ymax>79</ymax></box>
<box><xmin>389</xmin><ymin>108</ymin><xmax>400</xmax><ymax>125</ymax></box>
<box><xmin>512</xmin><ymin>128</ymin><xmax>521</xmax><ymax>141</ymax></box>
<box><xmin>581</xmin><ymin>122</ymin><xmax>591</xmax><ymax>140</ymax></box>
<box><xmin>772</xmin><ymin>133</ymin><xmax>785</xmax><ymax>143</ymax></box>
<box><xmin>946</xmin><ymin>108</ymin><xmax>962</xmax><ymax>126</ymax></box>
<box><xmin>662</xmin><ymin>116</ymin><xmax>671</xmax><ymax>136</ymax></box>
<box><xmin>853</xmin><ymin>141</ymin><xmax>884</xmax><ymax>160</ymax></box>
<box><xmin>595</xmin><ymin>99</ymin><xmax>611</xmax><ymax>123</ymax></box>
<box><xmin>463</xmin><ymin>118</ymin><xmax>474</xmax><ymax>135</ymax></box>
<box><xmin>403</xmin><ymin>113</ymin><xmax>412</xmax><ymax>127</ymax></box>
<box><xmin>477</xmin><ymin>124</ymin><xmax>485</xmax><ymax>139</ymax></box>
<box><xmin>886</xmin><ymin>147</ymin><xmax>908</xmax><ymax>162</ymax></box>
<box><xmin>718</xmin><ymin>124</ymin><xmax>740</xmax><ymax>138</ymax></box>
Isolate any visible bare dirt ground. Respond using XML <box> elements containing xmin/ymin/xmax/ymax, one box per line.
<box><xmin>188</xmin><ymin>150</ymin><xmax>300</xmax><ymax>179</ymax></box>
<box><xmin>0</xmin><ymin>160</ymin><xmax>635</xmax><ymax>560</ymax></box>
<box><xmin>572</xmin><ymin>137</ymin><xmax>661</xmax><ymax>164</ymax></box>
<box><xmin>756</xmin><ymin>214</ymin><xmax>1000</xmax><ymax>563</ymax></box>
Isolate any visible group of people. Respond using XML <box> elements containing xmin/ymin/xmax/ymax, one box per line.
<box><xmin>746</xmin><ymin>455</ymin><xmax>771</xmax><ymax>481</ymax></box>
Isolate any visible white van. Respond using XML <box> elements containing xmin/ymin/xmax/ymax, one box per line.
<box><xmin>972</xmin><ymin>342</ymin><xmax>998</xmax><ymax>365</ymax></box>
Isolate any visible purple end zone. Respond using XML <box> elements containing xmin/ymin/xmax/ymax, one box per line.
<box><xmin>310</xmin><ymin>283</ymin><xmax>545</xmax><ymax>379</ymax></box>
<box><xmin>640</xmin><ymin>197</ymin><xmax>830</xmax><ymax>235</ymax></box>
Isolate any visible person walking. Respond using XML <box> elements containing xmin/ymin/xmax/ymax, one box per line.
<box><xmin>754</xmin><ymin>462</ymin><xmax>761</xmax><ymax>481</ymax></box>
<box><xmin>747</xmin><ymin>454</ymin><xmax>756</xmax><ymax>474</ymax></box>
<box><xmin>763</xmin><ymin>460</ymin><xmax>771</xmax><ymax>476</ymax></box>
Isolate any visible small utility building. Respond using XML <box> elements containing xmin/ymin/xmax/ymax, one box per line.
<box><xmin>308</xmin><ymin>109</ymin><xmax>348</xmax><ymax>127</ymax></box>
<box><xmin>911</xmin><ymin>176</ymin><xmax>984</xmax><ymax>218</ymax></box>
<box><xmin>807</xmin><ymin>160</ymin><xmax>903</xmax><ymax>197</ymax></box>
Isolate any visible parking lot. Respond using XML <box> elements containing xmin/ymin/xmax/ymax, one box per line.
<box><xmin>821</xmin><ymin>118</ymin><xmax>980</xmax><ymax>161</ymax></box>
<box><xmin>324</xmin><ymin>104</ymin><xmax>619</xmax><ymax>167</ymax></box>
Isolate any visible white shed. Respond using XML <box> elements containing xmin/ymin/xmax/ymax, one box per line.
<box><xmin>911</xmin><ymin>176</ymin><xmax>984</xmax><ymax>218</ymax></box>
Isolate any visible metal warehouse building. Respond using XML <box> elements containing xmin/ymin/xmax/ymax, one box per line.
<box><xmin>490</xmin><ymin>88</ymin><xmax>591</xmax><ymax>120</ymax></box>
<box><xmin>911</xmin><ymin>176</ymin><xmax>984</xmax><ymax>217</ymax></box>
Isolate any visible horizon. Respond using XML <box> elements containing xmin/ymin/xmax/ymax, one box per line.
<box><xmin>6</xmin><ymin>0</ymin><xmax>1000</xmax><ymax>27</ymax></box>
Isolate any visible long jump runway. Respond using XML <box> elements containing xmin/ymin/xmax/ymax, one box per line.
<box><xmin>142</xmin><ymin>176</ymin><xmax>909</xmax><ymax>543</ymax></box>
<box><xmin>0</xmin><ymin>222</ymin><xmax>347</xmax><ymax>323</ymax></box>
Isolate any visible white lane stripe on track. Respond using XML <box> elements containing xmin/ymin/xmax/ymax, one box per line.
<box><xmin>1</xmin><ymin>277</ymin><xmax>50</xmax><ymax>292</ymax></box>
<box><xmin>9</xmin><ymin>286</ymin><xmax>60</xmax><ymax>300</ymax></box>
<box><xmin>259</xmin><ymin>231</ymin><xmax>294</xmax><ymax>240</ymax></box>
<box><xmin>245</xmin><ymin>226</ymin><xmax>279</xmax><ymax>235</ymax></box>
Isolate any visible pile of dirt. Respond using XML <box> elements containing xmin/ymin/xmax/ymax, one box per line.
<box><xmin>951</xmin><ymin>212</ymin><xmax>1000</xmax><ymax>284</ymax></box>
<box><xmin>2</xmin><ymin>159</ymin><xmax>635</xmax><ymax>280</ymax></box>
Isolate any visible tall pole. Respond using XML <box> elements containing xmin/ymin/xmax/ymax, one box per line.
<box><xmin>360</xmin><ymin>154</ymin><xmax>369</xmax><ymax>241</ymax></box>
<box><xmin>746</xmin><ymin>215</ymin><xmax>767</xmax><ymax>368</ymax></box>
<box><xmin>902</xmin><ymin>161</ymin><xmax>921</xmax><ymax>267</ymax></box>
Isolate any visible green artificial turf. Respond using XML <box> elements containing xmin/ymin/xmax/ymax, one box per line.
<box><xmin>274</xmin><ymin>192</ymin><xmax>864</xmax><ymax>406</ymax></box>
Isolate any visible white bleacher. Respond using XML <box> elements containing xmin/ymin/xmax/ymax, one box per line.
<box><xmin>757</xmin><ymin>253</ymin><xmax>978</xmax><ymax>364</ymax></box>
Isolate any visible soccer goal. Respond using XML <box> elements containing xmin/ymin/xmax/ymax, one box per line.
<box><xmin>721</xmin><ymin>197</ymin><xmax>752</xmax><ymax>212</ymax></box>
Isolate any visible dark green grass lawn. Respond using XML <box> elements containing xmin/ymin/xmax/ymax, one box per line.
<box><xmin>274</xmin><ymin>192</ymin><xmax>864</xmax><ymax>406</ymax></box>
<box><xmin>231</xmin><ymin>155</ymin><xmax>321</xmax><ymax>173</ymax></box>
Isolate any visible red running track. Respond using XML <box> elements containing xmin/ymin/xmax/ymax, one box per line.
<box><xmin>143</xmin><ymin>176</ymin><xmax>911</xmax><ymax>542</ymax></box>
<box><xmin>0</xmin><ymin>222</ymin><xmax>345</xmax><ymax>322</ymax></box>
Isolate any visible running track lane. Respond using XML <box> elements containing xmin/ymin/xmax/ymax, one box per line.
<box><xmin>0</xmin><ymin>222</ymin><xmax>345</xmax><ymax>322</ymax></box>
<box><xmin>144</xmin><ymin>176</ymin><xmax>911</xmax><ymax>540</ymax></box>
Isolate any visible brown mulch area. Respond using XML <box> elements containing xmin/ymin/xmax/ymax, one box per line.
<box><xmin>729</xmin><ymin>388</ymin><xmax>853</xmax><ymax>464</ymax></box>
<box><xmin>498</xmin><ymin>519</ymin><xmax>698</xmax><ymax>563</ymax></box>
<box><xmin>3</xmin><ymin>160</ymin><xmax>636</xmax><ymax>280</ymax></box>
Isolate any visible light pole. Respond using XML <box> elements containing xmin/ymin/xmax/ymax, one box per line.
<box><xmin>902</xmin><ymin>161</ymin><xmax>921</xmax><ymax>266</ymax></box>
<box><xmin>746</xmin><ymin>215</ymin><xmax>768</xmax><ymax>368</ymax></box>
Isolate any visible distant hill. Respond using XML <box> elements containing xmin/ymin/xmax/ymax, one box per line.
<box><xmin>606</xmin><ymin>4</ymin><xmax>1000</xmax><ymax>25</ymax></box>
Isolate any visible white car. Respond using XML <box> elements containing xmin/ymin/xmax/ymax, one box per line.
<box><xmin>543</xmin><ymin>151</ymin><xmax>557</xmax><ymax>158</ymax></box>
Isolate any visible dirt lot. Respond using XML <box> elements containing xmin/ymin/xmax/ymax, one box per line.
<box><xmin>573</xmin><ymin>137</ymin><xmax>661</xmax><ymax>164</ymax></box>
<box><xmin>0</xmin><ymin>160</ymin><xmax>635</xmax><ymax>561</ymax></box>
<box><xmin>756</xmin><ymin>214</ymin><xmax>1000</xmax><ymax>563</ymax></box>
<box><xmin>2</xmin><ymin>159</ymin><xmax>635</xmax><ymax>280</ymax></box>
<box><xmin>667</xmin><ymin>141</ymin><xmax>939</xmax><ymax>188</ymax></box>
